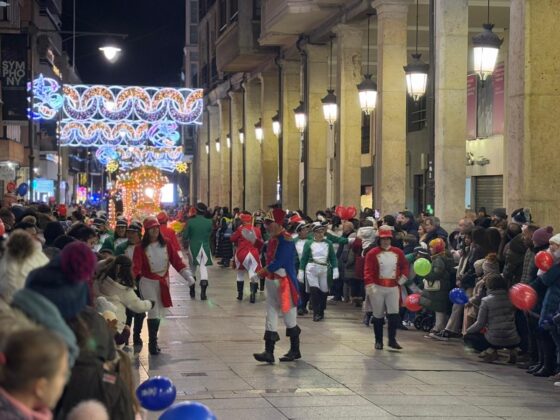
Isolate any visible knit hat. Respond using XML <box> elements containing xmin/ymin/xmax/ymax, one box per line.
<box><xmin>26</xmin><ymin>242</ymin><xmax>96</xmax><ymax>319</ymax></box>
<box><xmin>156</xmin><ymin>211</ymin><xmax>169</xmax><ymax>224</ymax></box>
<box><xmin>143</xmin><ymin>216</ymin><xmax>160</xmax><ymax>231</ymax></box>
<box><xmin>533</xmin><ymin>226</ymin><xmax>554</xmax><ymax>247</ymax></box>
<box><xmin>357</xmin><ymin>226</ymin><xmax>377</xmax><ymax>249</ymax></box>
<box><xmin>549</xmin><ymin>233</ymin><xmax>560</xmax><ymax>246</ymax></box>
<box><xmin>511</xmin><ymin>208</ymin><xmax>528</xmax><ymax>225</ymax></box>
<box><xmin>429</xmin><ymin>238</ymin><xmax>446</xmax><ymax>255</ymax></box>
<box><xmin>11</xmin><ymin>289</ymin><xmax>79</xmax><ymax>367</ymax></box>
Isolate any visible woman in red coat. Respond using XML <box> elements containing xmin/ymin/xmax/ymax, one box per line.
<box><xmin>133</xmin><ymin>217</ymin><xmax>194</xmax><ymax>355</ymax></box>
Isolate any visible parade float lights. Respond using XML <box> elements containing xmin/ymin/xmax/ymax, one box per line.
<box><xmin>116</xmin><ymin>166</ymin><xmax>168</xmax><ymax>220</ymax></box>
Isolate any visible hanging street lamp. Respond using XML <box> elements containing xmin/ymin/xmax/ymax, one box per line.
<box><xmin>226</xmin><ymin>134</ymin><xmax>231</xmax><ymax>148</ymax></box>
<box><xmin>322</xmin><ymin>35</ymin><xmax>338</xmax><ymax>127</ymax></box>
<box><xmin>293</xmin><ymin>101</ymin><xmax>306</xmax><ymax>133</ymax></box>
<box><xmin>404</xmin><ymin>0</ymin><xmax>429</xmax><ymax>101</ymax></box>
<box><xmin>215</xmin><ymin>138</ymin><xmax>221</xmax><ymax>152</ymax></box>
<box><xmin>238</xmin><ymin>128</ymin><xmax>244</xmax><ymax>144</ymax></box>
<box><xmin>357</xmin><ymin>13</ymin><xmax>377</xmax><ymax>115</ymax></box>
<box><xmin>272</xmin><ymin>112</ymin><xmax>281</xmax><ymax>137</ymax></box>
<box><xmin>254</xmin><ymin>119</ymin><xmax>263</xmax><ymax>143</ymax></box>
<box><xmin>472</xmin><ymin>0</ymin><xmax>502</xmax><ymax>80</ymax></box>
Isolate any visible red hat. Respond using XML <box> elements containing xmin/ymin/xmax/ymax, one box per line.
<box><xmin>143</xmin><ymin>216</ymin><xmax>160</xmax><ymax>231</ymax></box>
<box><xmin>429</xmin><ymin>238</ymin><xmax>446</xmax><ymax>255</ymax></box>
<box><xmin>265</xmin><ymin>208</ymin><xmax>285</xmax><ymax>225</ymax></box>
<box><xmin>239</xmin><ymin>213</ymin><xmax>252</xmax><ymax>224</ymax></box>
<box><xmin>378</xmin><ymin>226</ymin><xmax>393</xmax><ymax>239</ymax></box>
<box><xmin>156</xmin><ymin>211</ymin><xmax>168</xmax><ymax>224</ymax></box>
<box><xmin>289</xmin><ymin>213</ymin><xmax>303</xmax><ymax>224</ymax></box>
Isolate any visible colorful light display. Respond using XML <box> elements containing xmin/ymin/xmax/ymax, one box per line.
<box><xmin>95</xmin><ymin>145</ymin><xmax>186</xmax><ymax>172</ymax></box>
<box><xmin>116</xmin><ymin>166</ymin><xmax>168</xmax><ymax>221</ymax></box>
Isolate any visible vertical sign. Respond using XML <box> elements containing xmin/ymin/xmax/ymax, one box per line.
<box><xmin>492</xmin><ymin>62</ymin><xmax>505</xmax><ymax>135</ymax></box>
<box><xmin>0</xmin><ymin>34</ymin><xmax>28</xmax><ymax>121</ymax></box>
<box><xmin>466</xmin><ymin>74</ymin><xmax>477</xmax><ymax>139</ymax></box>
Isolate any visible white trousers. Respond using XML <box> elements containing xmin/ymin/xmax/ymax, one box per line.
<box><xmin>265</xmin><ymin>279</ymin><xmax>297</xmax><ymax>331</ymax></box>
<box><xmin>366</xmin><ymin>284</ymin><xmax>400</xmax><ymax>319</ymax></box>
<box><xmin>193</xmin><ymin>248</ymin><xmax>209</xmax><ymax>281</ymax></box>
<box><xmin>236</xmin><ymin>253</ymin><xmax>260</xmax><ymax>282</ymax></box>
<box><xmin>139</xmin><ymin>277</ymin><xmax>167</xmax><ymax>320</ymax></box>
<box><xmin>305</xmin><ymin>263</ymin><xmax>329</xmax><ymax>293</ymax></box>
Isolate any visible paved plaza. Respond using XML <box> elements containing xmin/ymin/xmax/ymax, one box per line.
<box><xmin>138</xmin><ymin>266</ymin><xmax>560</xmax><ymax>419</ymax></box>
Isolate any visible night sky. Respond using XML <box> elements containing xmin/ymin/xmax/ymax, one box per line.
<box><xmin>61</xmin><ymin>0</ymin><xmax>185</xmax><ymax>87</ymax></box>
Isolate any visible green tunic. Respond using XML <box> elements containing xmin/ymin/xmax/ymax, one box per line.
<box><xmin>182</xmin><ymin>215</ymin><xmax>213</xmax><ymax>266</ymax></box>
<box><xmin>299</xmin><ymin>238</ymin><xmax>338</xmax><ymax>288</ymax></box>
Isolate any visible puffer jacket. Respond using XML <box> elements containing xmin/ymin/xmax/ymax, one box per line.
<box><xmin>466</xmin><ymin>289</ymin><xmax>520</xmax><ymax>347</ymax></box>
<box><xmin>94</xmin><ymin>276</ymin><xmax>152</xmax><ymax>330</ymax></box>
<box><xmin>420</xmin><ymin>254</ymin><xmax>452</xmax><ymax>313</ymax></box>
<box><xmin>538</xmin><ymin>262</ymin><xmax>560</xmax><ymax>327</ymax></box>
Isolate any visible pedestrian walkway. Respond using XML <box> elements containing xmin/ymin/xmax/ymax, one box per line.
<box><xmin>139</xmin><ymin>266</ymin><xmax>559</xmax><ymax>419</ymax></box>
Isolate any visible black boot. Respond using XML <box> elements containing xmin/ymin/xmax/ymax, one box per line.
<box><xmin>133</xmin><ymin>312</ymin><xmax>146</xmax><ymax>347</ymax></box>
<box><xmin>189</xmin><ymin>285</ymin><xmax>196</xmax><ymax>299</ymax></box>
<box><xmin>387</xmin><ymin>314</ymin><xmax>403</xmax><ymax>350</ymax></box>
<box><xmin>249</xmin><ymin>282</ymin><xmax>258</xmax><ymax>303</ymax></box>
<box><xmin>528</xmin><ymin>334</ymin><xmax>545</xmax><ymax>373</ymax></box>
<box><xmin>372</xmin><ymin>317</ymin><xmax>384</xmax><ymax>350</ymax></box>
<box><xmin>200</xmin><ymin>280</ymin><xmax>208</xmax><ymax>300</ymax></box>
<box><xmin>320</xmin><ymin>290</ymin><xmax>328</xmax><ymax>320</ymax></box>
<box><xmin>253</xmin><ymin>331</ymin><xmax>279</xmax><ymax>364</ymax></box>
<box><xmin>533</xmin><ymin>333</ymin><xmax>555</xmax><ymax>377</ymax></box>
<box><xmin>259</xmin><ymin>277</ymin><xmax>265</xmax><ymax>292</ymax></box>
<box><xmin>125</xmin><ymin>309</ymin><xmax>133</xmax><ymax>346</ymax></box>
<box><xmin>280</xmin><ymin>326</ymin><xmax>302</xmax><ymax>362</ymax></box>
<box><xmin>147</xmin><ymin>319</ymin><xmax>161</xmax><ymax>355</ymax></box>
<box><xmin>310</xmin><ymin>287</ymin><xmax>321</xmax><ymax>322</ymax></box>
<box><xmin>236</xmin><ymin>281</ymin><xmax>244</xmax><ymax>300</ymax></box>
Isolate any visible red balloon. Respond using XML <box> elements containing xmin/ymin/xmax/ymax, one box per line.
<box><xmin>509</xmin><ymin>283</ymin><xmax>537</xmax><ymax>311</ymax></box>
<box><xmin>535</xmin><ymin>251</ymin><xmax>554</xmax><ymax>272</ymax></box>
<box><xmin>6</xmin><ymin>181</ymin><xmax>16</xmax><ymax>193</ymax></box>
<box><xmin>335</xmin><ymin>205</ymin><xmax>345</xmax><ymax>219</ymax></box>
<box><xmin>0</xmin><ymin>219</ymin><xmax>5</xmax><ymax>236</ymax></box>
<box><xmin>405</xmin><ymin>293</ymin><xmax>422</xmax><ymax>312</ymax></box>
<box><xmin>344</xmin><ymin>206</ymin><xmax>357</xmax><ymax>220</ymax></box>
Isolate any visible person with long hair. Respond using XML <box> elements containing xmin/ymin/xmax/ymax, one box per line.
<box><xmin>133</xmin><ymin>217</ymin><xmax>194</xmax><ymax>355</ymax></box>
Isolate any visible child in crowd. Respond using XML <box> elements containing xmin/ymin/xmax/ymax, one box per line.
<box><xmin>464</xmin><ymin>273</ymin><xmax>520</xmax><ymax>363</ymax></box>
<box><xmin>0</xmin><ymin>329</ymin><xmax>69</xmax><ymax>419</ymax></box>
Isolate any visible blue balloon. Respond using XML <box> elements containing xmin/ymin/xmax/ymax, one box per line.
<box><xmin>16</xmin><ymin>183</ymin><xmax>28</xmax><ymax>197</ymax></box>
<box><xmin>159</xmin><ymin>401</ymin><xmax>216</xmax><ymax>420</ymax></box>
<box><xmin>136</xmin><ymin>376</ymin><xmax>177</xmax><ymax>411</ymax></box>
<box><xmin>449</xmin><ymin>288</ymin><xmax>469</xmax><ymax>305</ymax></box>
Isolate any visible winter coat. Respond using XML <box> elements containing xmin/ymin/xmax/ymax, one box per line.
<box><xmin>215</xmin><ymin>217</ymin><xmax>234</xmax><ymax>260</ymax></box>
<box><xmin>425</xmin><ymin>226</ymin><xmax>449</xmax><ymax>243</ymax></box>
<box><xmin>345</xmin><ymin>237</ymin><xmax>362</xmax><ymax>280</ymax></box>
<box><xmin>0</xmin><ymin>239</ymin><xmax>49</xmax><ymax>303</ymax></box>
<box><xmin>466</xmin><ymin>289</ymin><xmax>520</xmax><ymax>347</ymax></box>
<box><xmin>336</xmin><ymin>232</ymin><xmax>355</xmax><ymax>281</ymax></box>
<box><xmin>459</xmin><ymin>244</ymin><xmax>486</xmax><ymax>289</ymax></box>
<box><xmin>94</xmin><ymin>275</ymin><xmax>152</xmax><ymax>329</ymax></box>
<box><xmin>400</xmin><ymin>219</ymin><xmax>419</xmax><ymax>238</ymax></box>
<box><xmin>527</xmin><ymin>244</ymin><xmax>550</xmax><ymax>314</ymax></box>
<box><xmin>0</xmin><ymin>388</ymin><xmax>52</xmax><ymax>420</ymax></box>
<box><xmin>502</xmin><ymin>234</ymin><xmax>528</xmax><ymax>286</ymax></box>
<box><xmin>538</xmin><ymin>262</ymin><xmax>560</xmax><ymax>326</ymax></box>
<box><xmin>420</xmin><ymin>253</ymin><xmax>452</xmax><ymax>313</ymax></box>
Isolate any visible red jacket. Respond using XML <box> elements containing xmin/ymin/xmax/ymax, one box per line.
<box><xmin>364</xmin><ymin>246</ymin><xmax>409</xmax><ymax>288</ymax></box>
<box><xmin>160</xmin><ymin>224</ymin><xmax>181</xmax><ymax>253</ymax></box>
<box><xmin>230</xmin><ymin>225</ymin><xmax>263</xmax><ymax>251</ymax></box>
<box><xmin>132</xmin><ymin>241</ymin><xmax>186</xmax><ymax>307</ymax></box>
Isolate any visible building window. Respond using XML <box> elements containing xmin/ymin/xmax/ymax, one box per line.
<box><xmin>253</xmin><ymin>0</ymin><xmax>261</xmax><ymax>19</ymax></box>
<box><xmin>190</xmin><ymin>24</ymin><xmax>198</xmax><ymax>44</ymax></box>
<box><xmin>0</xmin><ymin>6</ymin><xmax>8</xmax><ymax>21</ymax></box>
<box><xmin>361</xmin><ymin>113</ymin><xmax>370</xmax><ymax>154</ymax></box>
<box><xmin>190</xmin><ymin>1</ymin><xmax>198</xmax><ymax>23</ymax></box>
<box><xmin>407</xmin><ymin>95</ymin><xmax>427</xmax><ymax>132</ymax></box>
<box><xmin>230</xmin><ymin>0</ymin><xmax>239</xmax><ymax>21</ymax></box>
<box><xmin>218</xmin><ymin>0</ymin><xmax>227</xmax><ymax>32</ymax></box>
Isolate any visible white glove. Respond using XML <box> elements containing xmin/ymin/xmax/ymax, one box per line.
<box><xmin>181</xmin><ymin>268</ymin><xmax>196</xmax><ymax>287</ymax></box>
<box><xmin>333</xmin><ymin>267</ymin><xmax>340</xmax><ymax>280</ymax></box>
<box><xmin>297</xmin><ymin>270</ymin><xmax>305</xmax><ymax>282</ymax></box>
<box><xmin>398</xmin><ymin>275</ymin><xmax>408</xmax><ymax>286</ymax></box>
<box><xmin>348</xmin><ymin>237</ymin><xmax>356</xmax><ymax>244</ymax></box>
<box><xmin>241</xmin><ymin>228</ymin><xmax>257</xmax><ymax>244</ymax></box>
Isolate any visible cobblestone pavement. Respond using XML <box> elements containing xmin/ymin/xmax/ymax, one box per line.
<box><xmin>137</xmin><ymin>266</ymin><xmax>560</xmax><ymax>419</ymax></box>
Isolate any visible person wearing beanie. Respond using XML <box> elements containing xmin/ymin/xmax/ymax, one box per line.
<box><xmin>230</xmin><ymin>212</ymin><xmax>264</xmax><ymax>303</ymax></box>
<box><xmin>99</xmin><ymin>218</ymin><xmax>128</xmax><ymax>255</ymax></box>
<box><xmin>157</xmin><ymin>211</ymin><xmax>181</xmax><ymax>254</ymax></box>
<box><xmin>67</xmin><ymin>401</ymin><xmax>109</xmax><ymax>420</ymax></box>
<box><xmin>298</xmin><ymin>223</ymin><xmax>338</xmax><ymax>322</ymax></box>
<box><xmin>182</xmin><ymin>202</ymin><xmax>213</xmax><ymax>300</ymax></box>
<box><xmin>0</xmin><ymin>230</ymin><xmax>49</xmax><ymax>303</ymax></box>
<box><xmin>133</xmin><ymin>217</ymin><xmax>195</xmax><ymax>355</ymax></box>
<box><xmin>43</xmin><ymin>221</ymin><xmax>65</xmax><ymax>247</ymax></box>
<box><xmin>253</xmin><ymin>208</ymin><xmax>302</xmax><ymax>364</ymax></box>
<box><xmin>26</xmin><ymin>241</ymin><xmax>97</xmax><ymax>320</ymax></box>
<box><xmin>364</xmin><ymin>225</ymin><xmax>409</xmax><ymax>350</ymax></box>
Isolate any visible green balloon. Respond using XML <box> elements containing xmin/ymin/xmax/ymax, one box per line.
<box><xmin>414</xmin><ymin>257</ymin><xmax>432</xmax><ymax>277</ymax></box>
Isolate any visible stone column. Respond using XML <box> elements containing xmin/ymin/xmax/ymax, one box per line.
<box><xmin>373</xmin><ymin>0</ymin><xmax>408</xmax><ymax>214</ymax></box>
<box><xmin>433</xmin><ymin>0</ymin><xmax>468</xmax><ymax>230</ymax></box>
<box><xmin>208</xmin><ymin>104</ymin><xmax>221</xmax><ymax>207</ymax></box>
<box><xmin>229</xmin><ymin>90</ymin><xmax>244</xmax><ymax>209</ymax></box>
<box><xmin>334</xmin><ymin>24</ymin><xmax>363</xmax><ymax>209</ymax></box>
<box><xmin>218</xmin><ymin>98</ymin><xmax>231</xmax><ymax>208</ymax></box>
<box><xmin>306</xmin><ymin>44</ymin><xmax>329</xmax><ymax>216</ymax></box>
<box><xmin>244</xmin><ymin>78</ymin><xmax>262</xmax><ymax>212</ymax></box>
<box><xmin>260</xmin><ymin>71</ymin><xmax>280</xmax><ymax>208</ymax></box>
<box><xmin>197</xmin><ymin>110</ymin><xmax>209</xmax><ymax>204</ymax></box>
<box><xmin>281</xmin><ymin>60</ymin><xmax>301</xmax><ymax>211</ymax></box>
<box><xmin>505</xmin><ymin>0</ymin><xmax>560</xmax><ymax>226</ymax></box>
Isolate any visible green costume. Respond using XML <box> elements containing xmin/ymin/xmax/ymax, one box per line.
<box><xmin>182</xmin><ymin>215</ymin><xmax>213</xmax><ymax>266</ymax></box>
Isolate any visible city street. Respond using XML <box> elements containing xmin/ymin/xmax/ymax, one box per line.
<box><xmin>138</xmin><ymin>266</ymin><xmax>560</xmax><ymax>420</ymax></box>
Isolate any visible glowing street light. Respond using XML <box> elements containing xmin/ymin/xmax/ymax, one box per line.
<box><xmin>99</xmin><ymin>45</ymin><xmax>122</xmax><ymax>63</ymax></box>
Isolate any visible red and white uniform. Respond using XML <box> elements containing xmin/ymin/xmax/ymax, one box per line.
<box><xmin>160</xmin><ymin>224</ymin><xmax>181</xmax><ymax>254</ymax></box>
<box><xmin>364</xmin><ymin>246</ymin><xmax>409</xmax><ymax>318</ymax></box>
<box><xmin>231</xmin><ymin>225</ymin><xmax>263</xmax><ymax>277</ymax></box>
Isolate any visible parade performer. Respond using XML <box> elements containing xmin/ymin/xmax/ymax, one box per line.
<box><xmin>252</xmin><ymin>208</ymin><xmax>302</xmax><ymax>364</ymax></box>
<box><xmin>157</xmin><ymin>211</ymin><xmax>181</xmax><ymax>253</ymax></box>
<box><xmin>133</xmin><ymin>217</ymin><xmax>195</xmax><ymax>355</ymax></box>
<box><xmin>182</xmin><ymin>203</ymin><xmax>213</xmax><ymax>300</ymax></box>
<box><xmin>298</xmin><ymin>223</ymin><xmax>338</xmax><ymax>322</ymax></box>
<box><xmin>294</xmin><ymin>222</ymin><xmax>311</xmax><ymax>315</ymax></box>
<box><xmin>99</xmin><ymin>218</ymin><xmax>128</xmax><ymax>254</ymax></box>
<box><xmin>230</xmin><ymin>211</ymin><xmax>263</xmax><ymax>303</ymax></box>
<box><xmin>364</xmin><ymin>225</ymin><xmax>409</xmax><ymax>350</ymax></box>
<box><xmin>92</xmin><ymin>216</ymin><xmax>112</xmax><ymax>253</ymax></box>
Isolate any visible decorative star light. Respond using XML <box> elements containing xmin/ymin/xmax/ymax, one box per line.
<box><xmin>106</xmin><ymin>160</ymin><xmax>119</xmax><ymax>173</ymax></box>
<box><xmin>176</xmin><ymin>162</ymin><xmax>188</xmax><ymax>173</ymax></box>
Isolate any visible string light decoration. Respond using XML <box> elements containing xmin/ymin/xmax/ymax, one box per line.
<box><xmin>176</xmin><ymin>162</ymin><xmax>188</xmax><ymax>173</ymax></box>
<box><xmin>116</xmin><ymin>166</ymin><xmax>168</xmax><ymax>220</ymax></box>
<box><xmin>106</xmin><ymin>160</ymin><xmax>119</xmax><ymax>173</ymax></box>
<box><xmin>107</xmin><ymin>197</ymin><xmax>117</xmax><ymax>229</ymax></box>
<box><xmin>95</xmin><ymin>145</ymin><xmax>187</xmax><ymax>172</ymax></box>
<box><xmin>30</xmin><ymin>75</ymin><xmax>203</xmax><ymax>125</ymax></box>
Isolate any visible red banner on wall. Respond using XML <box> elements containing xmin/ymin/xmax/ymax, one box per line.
<box><xmin>466</xmin><ymin>74</ymin><xmax>477</xmax><ymax>139</ymax></box>
<box><xmin>492</xmin><ymin>62</ymin><xmax>505</xmax><ymax>135</ymax></box>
